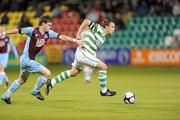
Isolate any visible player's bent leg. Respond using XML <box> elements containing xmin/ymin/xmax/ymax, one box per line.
<box><xmin>0</xmin><ymin>54</ymin><xmax>8</xmax><ymax>87</ymax></box>
<box><xmin>2</xmin><ymin>71</ymin><xmax>30</xmax><ymax>104</ymax></box>
<box><xmin>0</xmin><ymin>65</ymin><xmax>5</xmax><ymax>87</ymax></box>
<box><xmin>31</xmin><ymin>66</ymin><xmax>50</xmax><ymax>100</ymax></box>
<box><xmin>50</xmin><ymin>67</ymin><xmax>79</xmax><ymax>86</ymax></box>
<box><xmin>45</xmin><ymin>67</ymin><xmax>80</xmax><ymax>95</ymax></box>
<box><xmin>95</xmin><ymin>61</ymin><xmax>116</xmax><ymax>96</ymax></box>
<box><xmin>37</xmin><ymin>66</ymin><xmax>51</xmax><ymax>78</ymax></box>
<box><xmin>17</xmin><ymin>71</ymin><xmax>30</xmax><ymax>85</ymax></box>
<box><xmin>70</xmin><ymin>67</ymin><xmax>81</xmax><ymax>77</ymax></box>
<box><xmin>4</xmin><ymin>73</ymin><xmax>9</xmax><ymax>87</ymax></box>
<box><xmin>0</xmin><ymin>65</ymin><xmax>9</xmax><ymax>87</ymax></box>
<box><xmin>95</xmin><ymin>61</ymin><xmax>108</xmax><ymax>71</ymax></box>
<box><xmin>83</xmin><ymin>66</ymin><xmax>93</xmax><ymax>83</ymax></box>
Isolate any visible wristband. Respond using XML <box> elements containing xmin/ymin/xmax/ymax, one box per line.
<box><xmin>73</xmin><ymin>39</ymin><xmax>76</xmax><ymax>42</ymax></box>
<box><xmin>3</xmin><ymin>32</ymin><xmax>6</xmax><ymax>35</ymax></box>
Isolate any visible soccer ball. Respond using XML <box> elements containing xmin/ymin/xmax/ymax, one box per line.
<box><xmin>123</xmin><ymin>92</ymin><xmax>135</xmax><ymax>104</ymax></box>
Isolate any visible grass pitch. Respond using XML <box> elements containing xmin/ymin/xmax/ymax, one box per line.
<box><xmin>0</xmin><ymin>65</ymin><xmax>180</xmax><ymax>120</ymax></box>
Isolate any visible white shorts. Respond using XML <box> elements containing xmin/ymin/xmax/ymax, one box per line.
<box><xmin>0</xmin><ymin>53</ymin><xmax>9</xmax><ymax>67</ymax></box>
<box><xmin>72</xmin><ymin>47</ymin><xmax>100</xmax><ymax>69</ymax></box>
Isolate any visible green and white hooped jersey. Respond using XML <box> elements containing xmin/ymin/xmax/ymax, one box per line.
<box><xmin>81</xmin><ymin>21</ymin><xmax>105</xmax><ymax>55</ymax></box>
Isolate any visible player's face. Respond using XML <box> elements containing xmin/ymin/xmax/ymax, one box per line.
<box><xmin>106</xmin><ymin>22</ymin><xmax>115</xmax><ymax>35</ymax></box>
<box><xmin>43</xmin><ymin>22</ymin><xmax>52</xmax><ymax>32</ymax></box>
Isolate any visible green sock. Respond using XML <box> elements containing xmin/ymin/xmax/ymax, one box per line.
<box><xmin>98</xmin><ymin>71</ymin><xmax>107</xmax><ymax>93</ymax></box>
<box><xmin>51</xmin><ymin>70</ymin><xmax>71</xmax><ymax>86</ymax></box>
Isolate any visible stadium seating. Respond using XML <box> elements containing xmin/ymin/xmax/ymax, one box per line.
<box><xmin>102</xmin><ymin>16</ymin><xmax>180</xmax><ymax>49</ymax></box>
<box><xmin>1</xmin><ymin>8</ymin><xmax>180</xmax><ymax>49</ymax></box>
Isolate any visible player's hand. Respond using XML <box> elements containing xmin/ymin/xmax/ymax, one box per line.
<box><xmin>74</xmin><ymin>39</ymin><xmax>84</xmax><ymax>46</ymax></box>
<box><xmin>76</xmin><ymin>34</ymin><xmax>81</xmax><ymax>40</ymax></box>
<box><xmin>75</xmin><ymin>35</ymin><xmax>84</xmax><ymax>46</ymax></box>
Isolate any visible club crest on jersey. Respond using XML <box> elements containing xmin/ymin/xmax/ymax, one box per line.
<box><xmin>35</xmin><ymin>34</ymin><xmax>39</xmax><ymax>37</ymax></box>
<box><xmin>44</xmin><ymin>34</ymin><xmax>48</xmax><ymax>39</ymax></box>
<box><xmin>36</xmin><ymin>39</ymin><xmax>45</xmax><ymax>47</ymax></box>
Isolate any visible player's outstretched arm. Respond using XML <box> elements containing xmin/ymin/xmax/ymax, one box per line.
<box><xmin>76</xmin><ymin>19</ymin><xmax>91</xmax><ymax>39</ymax></box>
<box><xmin>59</xmin><ymin>35</ymin><xmax>84</xmax><ymax>46</ymax></box>
<box><xmin>1</xmin><ymin>27</ymin><xmax>33</xmax><ymax>36</ymax></box>
<box><xmin>1</xmin><ymin>29</ymin><xmax>19</xmax><ymax>36</ymax></box>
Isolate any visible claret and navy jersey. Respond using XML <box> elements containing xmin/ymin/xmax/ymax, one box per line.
<box><xmin>19</xmin><ymin>27</ymin><xmax>60</xmax><ymax>60</ymax></box>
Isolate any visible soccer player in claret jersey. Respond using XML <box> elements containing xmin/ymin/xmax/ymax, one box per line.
<box><xmin>46</xmin><ymin>19</ymin><xmax>117</xmax><ymax>96</ymax></box>
<box><xmin>1</xmin><ymin>15</ymin><xmax>83</xmax><ymax>104</ymax></box>
<box><xmin>0</xmin><ymin>27</ymin><xmax>19</xmax><ymax>88</ymax></box>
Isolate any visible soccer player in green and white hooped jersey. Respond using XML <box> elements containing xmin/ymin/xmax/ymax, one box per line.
<box><xmin>46</xmin><ymin>19</ymin><xmax>117</xmax><ymax>96</ymax></box>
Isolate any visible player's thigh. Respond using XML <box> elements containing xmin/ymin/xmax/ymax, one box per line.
<box><xmin>37</xmin><ymin>65</ymin><xmax>51</xmax><ymax>78</ymax></box>
<box><xmin>18</xmin><ymin>71</ymin><xmax>30</xmax><ymax>84</ymax></box>
<box><xmin>0</xmin><ymin>53</ymin><xmax>8</xmax><ymax>68</ymax></box>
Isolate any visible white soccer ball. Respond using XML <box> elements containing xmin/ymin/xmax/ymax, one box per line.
<box><xmin>123</xmin><ymin>92</ymin><xmax>135</xmax><ymax>104</ymax></box>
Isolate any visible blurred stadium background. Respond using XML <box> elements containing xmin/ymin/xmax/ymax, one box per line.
<box><xmin>0</xmin><ymin>0</ymin><xmax>180</xmax><ymax>120</ymax></box>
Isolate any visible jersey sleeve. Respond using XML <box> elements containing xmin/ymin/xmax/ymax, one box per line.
<box><xmin>48</xmin><ymin>30</ymin><xmax>60</xmax><ymax>39</ymax></box>
<box><xmin>89</xmin><ymin>21</ymin><xmax>99</xmax><ymax>33</ymax></box>
<box><xmin>18</xmin><ymin>27</ymin><xmax>34</xmax><ymax>35</ymax></box>
<box><xmin>89</xmin><ymin>21</ymin><xmax>95</xmax><ymax>29</ymax></box>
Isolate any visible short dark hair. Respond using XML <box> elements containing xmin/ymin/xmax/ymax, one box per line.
<box><xmin>39</xmin><ymin>15</ymin><xmax>52</xmax><ymax>25</ymax></box>
<box><xmin>101</xmin><ymin>19</ymin><xmax>114</xmax><ymax>28</ymax></box>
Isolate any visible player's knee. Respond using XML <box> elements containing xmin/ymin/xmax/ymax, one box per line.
<box><xmin>101</xmin><ymin>63</ymin><xmax>107</xmax><ymax>71</ymax></box>
<box><xmin>96</xmin><ymin>62</ymin><xmax>107</xmax><ymax>71</ymax></box>
<box><xmin>0</xmin><ymin>66</ymin><xmax>4</xmax><ymax>72</ymax></box>
<box><xmin>71</xmin><ymin>72</ymin><xmax>79</xmax><ymax>77</ymax></box>
<box><xmin>17</xmin><ymin>78</ymin><xmax>26</xmax><ymax>85</ymax></box>
<box><xmin>19</xmin><ymin>81</ymin><xmax>25</xmax><ymax>85</ymax></box>
<box><xmin>70</xmin><ymin>69</ymin><xmax>80</xmax><ymax>77</ymax></box>
<box><xmin>44</xmin><ymin>70</ymin><xmax>51</xmax><ymax>78</ymax></box>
